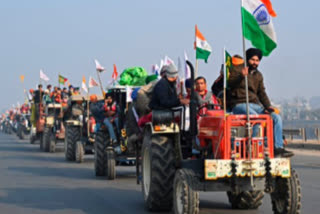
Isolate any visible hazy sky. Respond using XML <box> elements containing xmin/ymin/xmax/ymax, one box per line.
<box><xmin>0</xmin><ymin>0</ymin><xmax>319</xmax><ymax>111</ymax></box>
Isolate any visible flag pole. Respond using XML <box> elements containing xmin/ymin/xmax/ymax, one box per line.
<box><xmin>87</xmin><ymin>85</ymin><xmax>90</xmax><ymax>138</ymax></box>
<box><xmin>96</xmin><ymin>70</ymin><xmax>104</xmax><ymax>97</ymax></box>
<box><xmin>195</xmin><ymin>59</ymin><xmax>199</xmax><ymax>78</ymax></box>
<box><xmin>241</xmin><ymin>0</ymin><xmax>253</xmax><ymax>187</ymax></box>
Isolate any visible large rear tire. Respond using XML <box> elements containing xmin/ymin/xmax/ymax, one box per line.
<box><xmin>76</xmin><ymin>141</ymin><xmax>85</xmax><ymax>163</ymax></box>
<box><xmin>173</xmin><ymin>169</ymin><xmax>200</xmax><ymax>214</ymax></box>
<box><xmin>65</xmin><ymin>125</ymin><xmax>79</xmax><ymax>161</ymax></box>
<box><xmin>141</xmin><ymin>130</ymin><xmax>176</xmax><ymax>211</ymax></box>
<box><xmin>227</xmin><ymin>190</ymin><xmax>264</xmax><ymax>209</ymax></box>
<box><xmin>106</xmin><ymin>149</ymin><xmax>116</xmax><ymax>180</ymax></box>
<box><xmin>271</xmin><ymin>169</ymin><xmax>302</xmax><ymax>214</ymax></box>
<box><xmin>94</xmin><ymin>130</ymin><xmax>109</xmax><ymax>176</ymax></box>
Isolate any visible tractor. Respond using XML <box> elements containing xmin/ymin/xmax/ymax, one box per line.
<box><xmin>140</xmin><ymin>61</ymin><xmax>301</xmax><ymax>214</ymax></box>
<box><xmin>94</xmin><ymin>86</ymin><xmax>139</xmax><ymax>180</ymax></box>
<box><xmin>64</xmin><ymin>94</ymin><xmax>102</xmax><ymax>163</ymax></box>
<box><xmin>41</xmin><ymin>103</ymin><xmax>65</xmax><ymax>152</ymax></box>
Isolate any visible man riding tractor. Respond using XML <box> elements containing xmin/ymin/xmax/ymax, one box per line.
<box><xmin>64</xmin><ymin>94</ymin><xmax>101</xmax><ymax>163</ymax></box>
<box><xmin>94</xmin><ymin>87</ymin><xmax>138</xmax><ymax>180</ymax></box>
<box><xmin>139</xmin><ymin>61</ymin><xmax>301</xmax><ymax>214</ymax></box>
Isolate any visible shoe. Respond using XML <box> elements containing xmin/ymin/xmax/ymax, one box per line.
<box><xmin>274</xmin><ymin>148</ymin><xmax>294</xmax><ymax>158</ymax></box>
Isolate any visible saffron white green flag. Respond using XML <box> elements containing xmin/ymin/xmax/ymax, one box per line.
<box><xmin>195</xmin><ymin>25</ymin><xmax>212</xmax><ymax>63</ymax></box>
<box><xmin>242</xmin><ymin>0</ymin><xmax>277</xmax><ymax>56</ymax></box>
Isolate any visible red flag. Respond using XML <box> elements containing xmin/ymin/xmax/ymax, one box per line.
<box><xmin>89</xmin><ymin>76</ymin><xmax>99</xmax><ymax>88</ymax></box>
<box><xmin>112</xmin><ymin>64</ymin><xmax>118</xmax><ymax>80</ymax></box>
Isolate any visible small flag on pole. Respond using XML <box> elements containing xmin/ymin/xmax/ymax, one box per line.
<box><xmin>20</xmin><ymin>75</ymin><xmax>25</xmax><ymax>83</ymax></box>
<box><xmin>126</xmin><ymin>86</ymin><xmax>133</xmax><ymax>103</ymax></box>
<box><xmin>94</xmin><ymin>59</ymin><xmax>105</xmax><ymax>72</ymax></box>
<box><xmin>89</xmin><ymin>76</ymin><xmax>99</xmax><ymax>88</ymax></box>
<box><xmin>164</xmin><ymin>56</ymin><xmax>175</xmax><ymax>65</ymax></box>
<box><xmin>40</xmin><ymin>70</ymin><xmax>50</xmax><ymax>82</ymax></box>
<box><xmin>112</xmin><ymin>64</ymin><xmax>118</xmax><ymax>80</ymax></box>
<box><xmin>82</xmin><ymin>76</ymin><xmax>88</xmax><ymax>93</ymax></box>
<box><xmin>58</xmin><ymin>75</ymin><xmax>68</xmax><ymax>85</ymax></box>
<box><xmin>195</xmin><ymin>25</ymin><xmax>212</xmax><ymax>63</ymax></box>
<box><xmin>224</xmin><ymin>49</ymin><xmax>232</xmax><ymax>89</ymax></box>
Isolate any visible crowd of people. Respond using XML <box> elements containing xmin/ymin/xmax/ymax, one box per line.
<box><xmin>1</xmin><ymin>47</ymin><xmax>292</xmax><ymax>157</ymax></box>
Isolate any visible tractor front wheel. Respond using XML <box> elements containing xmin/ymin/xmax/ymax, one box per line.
<box><xmin>227</xmin><ymin>190</ymin><xmax>264</xmax><ymax>209</ymax></box>
<box><xmin>271</xmin><ymin>169</ymin><xmax>302</xmax><ymax>214</ymax></box>
<box><xmin>75</xmin><ymin>141</ymin><xmax>85</xmax><ymax>163</ymax></box>
<box><xmin>173</xmin><ymin>169</ymin><xmax>200</xmax><ymax>214</ymax></box>
<box><xmin>106</xmin><ymin>149</ymin><xmax>116</xmax><ymax>180</ymax></box>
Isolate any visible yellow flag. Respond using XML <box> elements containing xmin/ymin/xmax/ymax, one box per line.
<box><xmin>20</xmin><ymin>75</ymin><xmax>25</xmax><ymax>83</ymax></box>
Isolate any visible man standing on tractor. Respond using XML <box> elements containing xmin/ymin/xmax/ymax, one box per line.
<box><xmin>33</xmin><ymin>84</ymin><xmax>43</xmax><ymax>120</ymax></box>
<box><xmin>228</xmin><ymin>48</ymin><xmax>293</xmax><ymax>157</ymax></box>
<box><xmin>149</xmin><ymin>64</ymin><xmax>189</xmax><ymax>110</ymax></box>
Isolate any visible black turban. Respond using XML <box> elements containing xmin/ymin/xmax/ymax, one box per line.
<box><xmin>246</xmin><ymin>48</ymin><xmax>262</xmax><ymax>61</ymax></box>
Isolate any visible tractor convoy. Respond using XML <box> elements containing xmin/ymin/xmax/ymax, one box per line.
<box><xmin>1</xmin><ymin>61</ymin><xmax>301</xmax><ymax>214</ymax></box>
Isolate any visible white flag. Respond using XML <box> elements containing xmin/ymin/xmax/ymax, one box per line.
<box><xmin>94</xmin><ymin>59</ymin><xmax>105</xmax><ymax>72</ymax></box>
<box><xmin>40</xmin><ymin>69</ymin><xmax>50</xmax><ymax>82</ymax></box>
<box><xmin>164</xmin><ymin>55</ymin><xmax>174</xmax><ymax>65</ymax></box>
<box><xmin>126</xmin><ymin>86</ymin><xmax>133</xmax><ymax>103</ymax></box>
<box><xmin>184</xmin><ymin>51</ymin><xmax>191</xmax><ymax>79</ymax></box>
<box><xmin>82</xmin><ymin>76</ymin><xmax>88</xmax><ymax>93</ymax></box>
<box><xmin>89</xmin><ymin>76</ymin><xmax>99</xmax><ymax>88</ymax></box>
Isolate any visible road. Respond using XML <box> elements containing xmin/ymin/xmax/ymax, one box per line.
<box><xmin>0</xmin><ymin>133</ymin><xmax>319</xmax><ymax>214</ymax></box>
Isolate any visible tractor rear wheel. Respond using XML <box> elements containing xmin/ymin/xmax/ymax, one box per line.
<box><xmin>106</xmin><ymin>149</ymin><xmax>116</xmax><ymax>180</ymax></box>
<box><xmin>271</xmin><ymin>169</ymin><xmax>302</xmax><ymax>214</ymax></box>
<box><xmin>227</xmin><ymin>190</ymin><xmax>264</xmax><ymax>209</ymax></box>
<box><xmin>94</xmin><ymin>130</ymin><xmax>109</xmax><ymax>176</ymax></box>
<box><xmin>65</xmin><ymin>125</ymin><xmax>79</xmax><ymax>161</ymax></box>
<box><xmin>75</xmin><ymin>141</ymin><xmax>85</xmax><ymax>163</ymax></box>
<box><xmin>173</xmin><ymin>169</ymin><xmax>200</xmax><ymax>214</ymax></box>
<box><xmin>141</xmin><ymin>130</ymin><xmax>176</xmax><ymax>211</ymax></box>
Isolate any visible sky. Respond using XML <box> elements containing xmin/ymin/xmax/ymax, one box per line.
<box><xmin>0</xmin><ymin>0</ymin><xmax>319</xmax><ymax>111</ymax></box>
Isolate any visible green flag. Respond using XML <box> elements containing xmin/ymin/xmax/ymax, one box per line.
<box><xmin>58</xmin><ymin>75</ymin><xmax>68</xmax><ymax>85</ymax></box>
<box><xmin>224</xmin><ymin>50</ymin><xmax>232</xmax><ymax>89</ymax></box>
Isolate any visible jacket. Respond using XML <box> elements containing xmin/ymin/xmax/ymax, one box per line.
<box><xmin>228</xmin><ymin>64</ymin><xmax>271</xmax><ymax>109</ymax></box>
<box><xmin>149</xmin><ymin>78</ymin><xmax>180</xmax><ymax>110</ymax></box>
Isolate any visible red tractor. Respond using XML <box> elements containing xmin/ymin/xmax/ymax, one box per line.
<box><xmin>140</xmin><ymin>61</ymin><xmax>301</xmax><ymax>214</ymax></box>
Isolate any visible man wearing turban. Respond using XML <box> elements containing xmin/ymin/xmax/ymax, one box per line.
<box><xmin>228</xmin><ymin>48</ymin><xmax>293</xmax><ymax>157</ymax></box>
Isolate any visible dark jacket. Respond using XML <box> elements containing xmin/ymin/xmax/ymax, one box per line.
<box><xmin>90</xmin><ymin>101</ymin><xmax>105</xmax><ymax>123</ymax></box>
<box><xmin>228</xmin><ymin>65</ymin><xmax>271</xmax><ymax>109</ymax></box>
<box><xmin>33</xmin><ymin>90</ymin><xmax>43</xmax><ymax>104</ymax></box>
<box><xmin>149</xmin><ymin>78</ymin><xmax>180</xmax><ymax>110</ymax></box>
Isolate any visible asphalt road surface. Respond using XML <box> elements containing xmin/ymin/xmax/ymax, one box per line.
<box><xmin>0</xmin><ymin>133</ymin><xmax>319</xmax><ymax>214</ymax></box>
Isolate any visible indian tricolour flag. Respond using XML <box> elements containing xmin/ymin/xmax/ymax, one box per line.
<box><xmin>195</xmin><ymin>25</ymin><xmax>212</xmax><ymax>63</ymax></box>
<box><xmin>242</xmin><ymin>0</ymin><xmax>277</xmax><ymax>56</ymax></box>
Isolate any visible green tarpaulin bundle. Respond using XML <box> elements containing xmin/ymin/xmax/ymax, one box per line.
<box><xmin>119</xmin><ymin>67</ymin><xmax>148</xmax><ymax>86</ymax></box>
